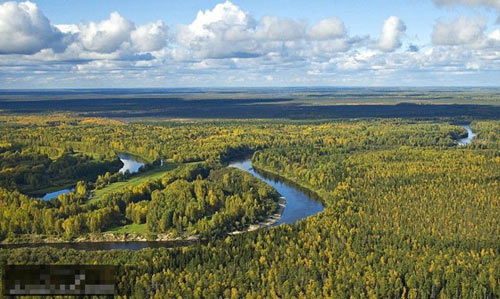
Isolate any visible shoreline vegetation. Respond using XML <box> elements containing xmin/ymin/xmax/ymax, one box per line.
<box><xmin>99</xmin><ymin>194</ymin><xmax>289</xmax><ymax>241</ymax></box>
<box><xmin>1</xmin><ymin>156</ymin><xmax>325</xmax><ymax>246</ymax></box>
<box><xmin>0</xmin><ymin>121</ymin><xmax>472</xmax><ymax>246</ymax></box>
<box><xmin>0</xmin><ymin>196</ymin><xmax>287</xmax><ymax>245</ymax></box>
<box><xmin>0</xmin><ymin>159</ymin><xmax>305</xmax><ymax>245</ymax></box>
<box><xmin>251</xmin><ymin>162</ymin><xmax>327</xmax><ymax>206</ymax></box>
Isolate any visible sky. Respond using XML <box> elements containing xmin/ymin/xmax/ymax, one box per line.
<box><xmin>0</xmin><ymin>0</ymin><xmax>499</xmax><ymax>88</ymax></box>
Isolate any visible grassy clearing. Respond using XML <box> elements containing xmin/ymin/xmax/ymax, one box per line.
<box><xmin>104</xmin><ymin>223</ymin><xmax>147</xmax><ymax>234</ymax></box>
<box><xmin>89</xmin><ymin>162</ymin><xmax>177</xmax><ymax>203</ymax></box>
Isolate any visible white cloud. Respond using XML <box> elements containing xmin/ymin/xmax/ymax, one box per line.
<box><xmin>55</xmin><ymin>24</ymin><xmax>80</xmax><ymax>35</ymax></box>
<box><xmin>174</xmin><ymin>1</ymin><xmax>354</xmax><ymax>60</ymax></box>
<box><xmin>78</xmin><ymin>12</ymin><xmax>134</xmax><ymax>53</ymax></box>
<box><xmin>310</xmin><ymin>39</ymin><xmax>351</xmax><ymax>55</ymax></box>
<box><xmin>378</xmin><ymin>16</ymin><xmax>406</xmax><ymax>52</ymax></box>
<box><xmin>434</xmin><ymin>0</ymin><xmax>500</xmax><ymax>8</ymax></box>
<box><xmin>131</xmin><ymin>21</ymin><xmax>168</xmax><ymax>52</ymax></box>
<box><xmin>487</xmin><ymin>28</ymin><xmax>500</xmax><ymax>40</ymax></box>
<box><xmin>255</xmin><ymin>16</ymin><xmax>305</xmax><ymax>41</ymax></box>
<box><xmin>0</xmin><ymin>1</ymin><xmax>67</xmax><ymax>54</ymax></box>
<box><xmin>178</xmin><ymin>1</ymin><xmax>255</xmax><ymax>43</ymax></box>
<box><xmin>308</xmin><ymin>18</ymin><xmax>345</xmax><ymax>40</ymax></box>
<box><xmin>2</xmin><ymin>0</ymin><xmax>500</xmax><ymax>87</ymax></box>
<box><xmin>175</xmin><ymin>1</ymin><xmax>258</xmax><ymax>59</ymax></box>
<box><xmin>47</xmin><ymin>13</ymin><xmax>169</xmax><ymax>60</ymax></box>
<box><xmin>432</xmin><ymin>17</ymin><xmax>486</xmax><ymax>45</ymax></box>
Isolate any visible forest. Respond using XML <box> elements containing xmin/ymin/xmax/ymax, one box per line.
<box><xmin>0</xmin><ymin>149</ymin><xmax>122</xmax><ymax>196</ymax></box>
<box><xmin>2</xmin><ymin>88</ymin><xmax>500</xmax><ymax>120</ymax></box>
<box><xmin>0</xmin><ymin>114</ymin><xmax>499</xmax><ymax>298</ymax></box>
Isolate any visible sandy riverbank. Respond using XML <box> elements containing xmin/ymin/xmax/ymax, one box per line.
<box><xmin>0</xmin><ymin>197</ymin><xmax>285</xmax><ymax>245</ymax></box>
<box><xmin>229</xmin><ymin>196</ymin><xmax>286</xmax><ymax>235</ymax></box>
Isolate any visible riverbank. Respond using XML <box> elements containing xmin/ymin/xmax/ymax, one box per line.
<box><xmin>1</xmin><ymin>158</ymin><xmax>325</xmax><ymax>249</ymax></box>
<box><xmin>0</xmin><ymin>195</ymin><xmax>285</xmax><ymax>245</ymax></box>
<box><xmin>229</xmin><ymin>196</ymin><xmax>286</xmax><ymax>235</ymax></box>
<box><xmin>229</xmin><ymin>159</ymin><xmax>324</xmax><ymax>224</ymax></box>
<box><xmin>457</xmin><ymin>124</ymin><xmax>476</xmax><ymax>146</ymax></box>
<box><xmin>251</xmin><ymin>162</ymin><xmax>327</xmax><ymax>206</ymax></box>
<box><xmin>0</xmin><ymin>232</ymin><xmax>198</xmax><ymax>245</ymax></box>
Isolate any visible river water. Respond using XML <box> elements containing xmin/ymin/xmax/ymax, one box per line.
<box><xmin>5</xmin><ymin>158</ymin><xmax>324</xmax><ymax>251</ymax></box>
<box><xmin>118</xmin><ymin>154</ymin><xmax>145</xmax><ymax>174</ymax></box>
<box><xmin>228</xmin><ymin>159</ymin><xmax>324</xmax><ymax>225</ymax></box>
<box><xmin>0</xmin><ymin>240</ymin><xmax>202</xmax><ymax>251</ymax></box>
<box><xmin>457</xmin><ymin>125</ymin><xmax>476</xmax><ymax>146</ymax></box>
<box><xmin>41</xmin><ymin>188</ymin><xmax>75</xmax><ymax>201</ymax></box>
<box><xmin>40</xmin><ymin>154</ymin><xmax>144</xmax><ymax>200</ymax></box>
<box><xmin>12</xmin><ymin>125</ymin><xmax>475</xmax><ymax>250</ymax></box>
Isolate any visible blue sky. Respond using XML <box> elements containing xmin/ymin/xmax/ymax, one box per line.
<box><xmin>35</xmin><ymin>0</ymin><xmax>498</xmax><ymax>44</ymax></box>
<box><xmin>0</xmin><ymin>0</ymin><xmax>499</xmax><ymax>88</ymax></box>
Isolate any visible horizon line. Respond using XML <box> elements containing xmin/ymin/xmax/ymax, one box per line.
<box><xmin>1</xmin><ymin>86</ymin><xmax>500</xmax><ymax>91</ymax></box>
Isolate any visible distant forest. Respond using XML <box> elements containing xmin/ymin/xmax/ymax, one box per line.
<box><xmin>1</xmin><ymin>88</ymin><xmax>500</xmax><ymax>119</ymax></box>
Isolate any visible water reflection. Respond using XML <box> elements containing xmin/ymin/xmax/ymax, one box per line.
<box><xmin>12</xmin><ymin>158</ymin><xmax>325</xmax><ymax>250</ymax></box>
<box><xmin>41</xmin><ymin>188</ymin><xmax>74</xmax><ymax>201</ymax></box>
<box><xmin>40</xmin><ymin>154</ymin><xmax>144</xmax><ymax>200</ymax></box>
<box><xmin>0</xmin><ymin>240</ymin><xmax>204</xmax><ymax>251</ymax></box>
<box><xmin>458</xmin><ymin>125</ymin><xmax>476</xmax><ymax>146</ymax></box>
<box><xmin>228</xmin><ymin>159</ymin><xmax>324</xmax><ymax>225</ymax></box>
<box><xmin>118</xmin><ymin>154</ymin><xmax>145</xmax><ymax>174</ymax></box>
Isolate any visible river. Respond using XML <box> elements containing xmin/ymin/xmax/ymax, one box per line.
<box><xmin>228</xmin><ymin>159</ymin><xmax>324</xmax><ymax>225</ymax></box>
<box><xmin>10</xmin><ymin>125</ymin><xmax>475</xmax><ymax>250</ymax></box>
<box><xmin>41</xmin><ymin>154</ymin><xmax>144</xmax><ymax>200</ymax></box>
<box><xmin>457</xmin><ymin>125</ymin><xmax>476</xmax><ymax>146</ymax></box>
<box><xmin>5</xmin><ymin>158</ymin><xmax>324</xmax><ymax>251</ymax></box>
<box><xmin>118</xmin><ymin>154</ymin><xmax>145</xmax><ymax>174</ymax></box>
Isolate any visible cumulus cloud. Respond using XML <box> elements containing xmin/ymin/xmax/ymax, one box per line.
<box><xmin>378</xmin><ymin>16</ymin><xmax>406</xmax><ymax>52</ymax></box>
<box><xmin>3</xmin><ymin>0</ymin><xmax>500</xmax><ymax>87</ymax></box>
<box><xmin>308</xmin><ymin>18</ymin><xmax>345</xmax><ymax>40</ymax></box>
<box><xmin>489</xmin><ymin>28</ymin><xmax>500</xmax><ymax>40</ymax></box>
<box><xmin>432</xmin><ymin>17</ymin><xmax>486</xmax><ymax>45</ymax></box>
<box><xmin>434</xmin><ymin>0</ymin><xmax>500</xmax><ymax>8</ymax></box>
<box><xmin>175</xmin><ymin>1</ymin><xmax>267</xmax><ymax>59</ymax></box>
<box><xmin>174</xmin><ymin>1</ymin><xmax>353</xmax><ymax>60</ymax></box>
<box><xmin>178</xmin><ymin>1</ymin><xmax>255</xmax><ymax>43</ymax></box>
<box><xmin>0</xmin><ymin>1</ymin><xmax>67</xmax><ymax>54</ymax></box>
<box><xmin>131</xmin><ymin>21</ymin><xmax>168</xmax><ymax>52</ymax></box>
<box><xmin>51</xmin><ymin>12</ymin><xmax>169</xmax><ymax>60</ymax></box>
<box><xmin>175</xmin><ymin>1</ymin><xmax>259</xmax><ymax>59</ymax></box>
<box><xmin>56</xmin><ymin>24</ymin><xmax>80</xmax><ymax>35</ymax></box>
<box><xmin>78</xmin><ymin>12</ymin><xmax>134</xmax><ymax>53</ymax></box>
<box><xmin>255</xmin><ymin>16</ymin><xmax>305</xmax><ymax>41</ymax></box>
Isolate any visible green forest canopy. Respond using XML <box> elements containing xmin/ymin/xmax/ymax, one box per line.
<box><xmin>0</xmin><ymin>114</ymin><xmax>499</xmax><ymax>298</ymax></box>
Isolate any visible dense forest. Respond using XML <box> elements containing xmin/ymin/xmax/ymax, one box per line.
<box><xmin>0</xmin><ymin>149</ymin><xmax>122</xmax><ymax>196</ymax></box>
<box><xmin>0</xmin><ymin>115</ymin><xmax>499</xmax><ymax>297</ymax></box>
<box><xmin>0</xmin><ymin>163</ymin><xmax>279</xmax><ymax>240</ymax></box>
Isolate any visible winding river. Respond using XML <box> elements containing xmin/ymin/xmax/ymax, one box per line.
<box><xmin>4</xmin><ymin>158</ymin><xmax>324</xmax><ymax>251</ymax></box>
<box><xmin>5</xmin><ymin>124</ymin><xmax>475</xmax><ymax>251</ymax></box>
<box><xmin>41</xmin><ymin>188</ymin><xmax>74</xmax><ymax>201</ymax></box>
<box><xmin>228</xmin><ymin>159</ymin><xmax>324</xmax><ymax>225</ymax></box>
<box><xmin>457</xmin><ymin>125</ymin><xmax>476</xmax><ymax>146</ymax></box>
